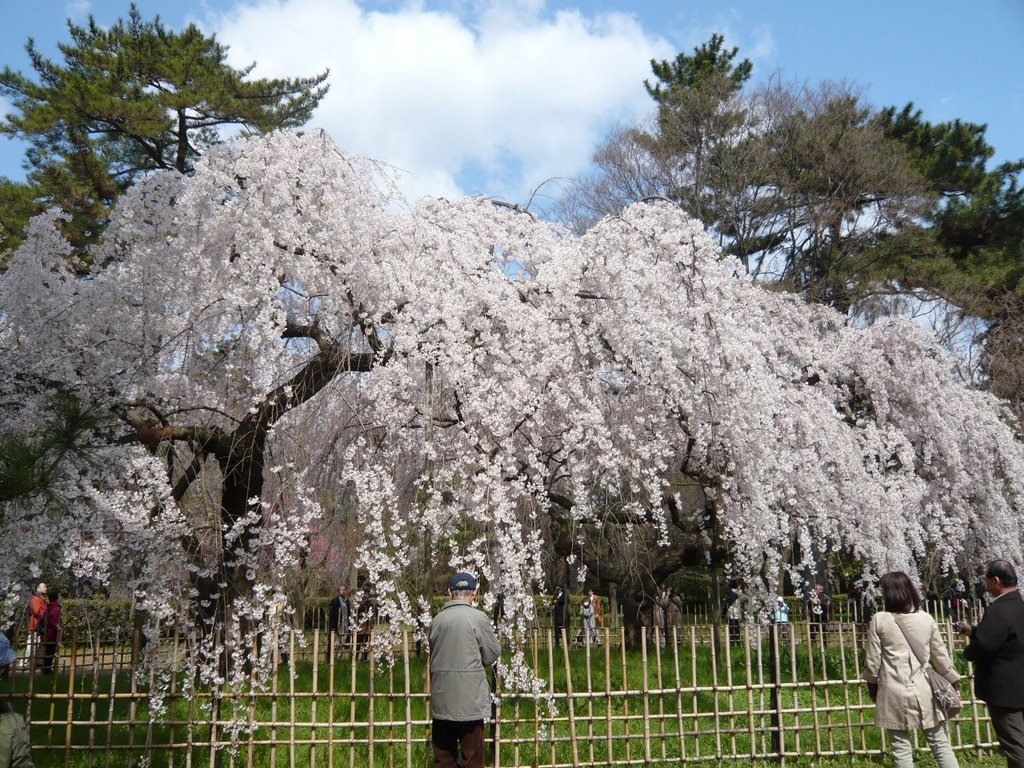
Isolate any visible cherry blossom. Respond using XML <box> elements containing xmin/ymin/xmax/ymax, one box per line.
<box><xmin>2</xmin><ymin>130</ymin><xmax>1022</xmax><ymax>691</ymax></box>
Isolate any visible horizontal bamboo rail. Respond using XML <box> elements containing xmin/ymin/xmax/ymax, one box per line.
<box><xmin>1</xmin><ymin>617</ymin><xmax>998</xmax><ymax>767</ymax></box>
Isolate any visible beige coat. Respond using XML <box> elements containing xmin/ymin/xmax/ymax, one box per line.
<box><xmin>863</xmin><ymin>610</ymin><xmax>961</xmax><ymax>730</ymax></box>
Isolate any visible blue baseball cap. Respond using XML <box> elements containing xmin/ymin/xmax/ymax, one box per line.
<box><xmin>449</xmin><ymin>572</ymin><xmax>477</xmax><ymax>590</ymax></box>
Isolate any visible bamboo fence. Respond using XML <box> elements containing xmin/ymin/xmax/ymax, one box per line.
<box><xmin>2</xmin><ymin>615</ymin><xmax>1001</xmax><ymax>768</ymax></box>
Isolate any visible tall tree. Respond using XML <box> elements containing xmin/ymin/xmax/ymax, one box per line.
<box><xmin>0</xmin><ymin>3</ymin><xmax>328</xmax><ymax>265</ymax></box>
<box><xmin>3</xmin><ymin>132</ymin><xmax>1021</xmax><ymax>694</ymax></box>
<box><xmin>865</xmin><ymin>106</ymin><xmax>1024</xmax><ymax>402</ymax></box>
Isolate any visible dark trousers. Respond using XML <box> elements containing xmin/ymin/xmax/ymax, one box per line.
<box><xmin>42</xmin><ymin>641</ymin><xmax>58</xmax><ymax>673</ymax></box>
<box><xmin>432</xmin><ymin>719</ymin><xmax>484</xmax><ymax>768</ymax></box>
<box><xmin>988</xmin><ymin>704</ymin><xmax>1024</xmax><ymax>768</ymax></box>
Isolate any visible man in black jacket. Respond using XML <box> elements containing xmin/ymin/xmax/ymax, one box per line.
<box><xmin>961</xmin><ymin>559</ymin><xmax>1024</xmax><ymax>768</ymax></box>
<box><xmin>328</xmin><ymin>584</ymin><xmax>350</xmax><ymax>658</ymax></box>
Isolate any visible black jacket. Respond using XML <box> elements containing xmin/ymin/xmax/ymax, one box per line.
<box><xmin>964</xmin><ymin>589</ymin><xmax>1024</xmax><ymax>707</ymax></box>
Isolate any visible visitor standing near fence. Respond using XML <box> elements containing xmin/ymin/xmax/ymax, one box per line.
<box><xmin>21</xmin><ymin>584</ymin><xmax>46</xmax><ymax>670</ymax></box>
<box><xmin>588</xmin><ymin>590</ymin><xmax>603</xmax><ymax>628</ymax></box>
<box><xmin>428</xmin><ymin>572</ymin><xmax>501</xmax><ymax>768</ymax></box>
<box><xmin>863</xmin><ymin>571</ymin><xmax>961</xmax><ymax>768</ymax></box>
<box><xmin>0</xmin><ymin>700</ymin><xmax>33</xmax><ymax>767</ymax></box>
<box><xmin>329</xmin><ymin>584</ymin><xmax>350</xmax><ymax>657</ymax></box>
<box><xmin>579</xmin><ymin>597</ymin><xmax>600</xmax><ymax>645</ymax></box>
<box><xmin>552</xmin><ymin>587</ymin><xmax>566</xmax><ymax>646</ymax></box>
<box><xmin>959</xmin><ymin>559</ymin><xmax>1024</xmax><ymax>768</ymax></box>
<box><xmin>41</xmin><ymin>592</ymin><xmax>61</xmax><ymax>675</ymax></box>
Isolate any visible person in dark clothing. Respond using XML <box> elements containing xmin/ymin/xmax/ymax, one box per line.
<box><xmin>960</xmin><ymin>559</ymin><xmax>1024</xmax><ymax>768</ymax></box>
<box><xmin>328</xmin><ymin>584</ymin><xmax>350</xmax><ymax>658</ymax></box>
<box><xmin>552</xmin><ymin>588</ymin><xmax>566</xmax><ymax>646</ymax></box>
<box><xmin>41</xmin><ymin>592</ymin><xmax>61</xmax><ymax>674</ymax></box>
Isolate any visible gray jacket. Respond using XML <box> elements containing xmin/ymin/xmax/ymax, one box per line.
<box><xmin>0</xmin><ymin>704</ymin><xmax>32</xmax><ymax>768</ymax></box>
<box><xmin>428</xmin><ymin>599</ymin><xmax>501</xmax><ymax>721</ymax></box>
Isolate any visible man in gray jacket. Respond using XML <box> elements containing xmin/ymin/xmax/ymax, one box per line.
<box><xmin>428</xmin><ymin>572</ymin><xmax>501</xmax><ymax>768</ymax></box>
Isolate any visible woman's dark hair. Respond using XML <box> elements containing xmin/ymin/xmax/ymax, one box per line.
<box><xmin>879</xmin><ymin>571</ymin><xmax>922</xmax><ymax>614</ymax></box>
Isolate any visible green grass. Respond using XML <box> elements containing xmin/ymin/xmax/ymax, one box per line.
<box><xmin>5</xmin><ymin>638</ymin><xmax>1006</xmax><ymax>768</ymax></box>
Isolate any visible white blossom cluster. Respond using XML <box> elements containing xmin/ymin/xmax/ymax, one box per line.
<box><xmin>1</xmin><ymin>130</ymin><xmax>1023</xmax><ymax>692</ymax></box>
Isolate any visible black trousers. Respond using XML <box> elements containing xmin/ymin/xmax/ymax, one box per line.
<box><xmin>988</xmin><ymin>704</ymin><xmax>1024</xmax><ymax>768</ymax></box>
<box><xmin>432</xmin><ymin>719</ymin><xmax>484</xmax><ymax>768</ymax></box>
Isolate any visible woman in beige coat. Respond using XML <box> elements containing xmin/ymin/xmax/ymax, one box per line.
<box><xmin>863</xmin><ymin>571</ymin><xmax>961</xmax><ymax>768</ymax></box>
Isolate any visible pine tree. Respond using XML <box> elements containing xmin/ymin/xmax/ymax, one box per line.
<box><xmin>0</xmin><ymin>3</ymin><xmax>329</xmax><ymax>265</ymax></box>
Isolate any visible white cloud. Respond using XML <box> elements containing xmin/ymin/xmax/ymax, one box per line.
<box><xmin>206</xmin><ymin>0</ymin><xmax>672</xmax><ymax>205</ymax></box>
<box><xmin>63</xmin><ymin>0</ymin><xmax>93</xmax><ymax>23</ymax></box>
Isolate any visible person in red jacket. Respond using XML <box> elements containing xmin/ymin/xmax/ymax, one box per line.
<box><xmin>41</xmin><ymin>592</ymin><xmax>62</xmax><ymax>675</ymax></box>
<box><xmin>22</xmin><ymin>583</ymin><xmax>46</xmax><ymax>670</ymax></box>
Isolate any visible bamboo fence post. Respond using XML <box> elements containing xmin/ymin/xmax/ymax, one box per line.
<box><xmin>818</xmin><ymin>619</ymin><xmax>834</xmax><ymax>754</ymax></box>
<box><xmin>583</xmin><ymin>630</ymin><xmax>594</xmax><ymax>765</ymax></box>
<box><xmin>966</xmin><ymin>652</ymin><xmax>985</xmax><ymax>760</ymax></box>
<box><xmin>311</xmin><ymin>629</ymin><xmax>320</xmax><ymax>768</ymax></box>
<box><xmin>289</xmin><ymin>631</ymin><xmax>297</xmax><ymax>768</ymax></box>
<box><xmin>623</xmin><ymin>627</ymin><xmax>633</xmax><ymax>763</ymax></box>
<box><xmin>743</xmin><ymin>628</ymin><xmax>755</xmax><ymax>758</ymax></box>
<box><xmin>170</xmin><ymin>627</ymin><xmax>180</xmax><ymax>768</ymax></box>
<box><xmin>725</xmin><ymin>625</ymin><xmax>738</xmax><ymax>757</ymax></box>
<box><xmin>186</xmin><ymin>632</ymin><xmax>197</xmax><ymax>768</ymax></box>
<box><xmin>88</xmin><ymin>633</ymin><xmax>100</xmax><ymax>757</ymax></box>
<box><xmin>560</xmin><ymin>621</ymin><xmax>579</xmax><ymax>766</ymax></box>
<box><xmin>144</xmin><ymin>643</ymin><xmax>158</xmax><ymax>766</ymax></box>
<box><xmin>849</xmin><ymin>618</ymin><xmax>868</xmax><ymax>753</ymax></box>
<box><xmin>769</xmin><ymin>624</ymin><xmax>784</xmax><ymax>762</ymax></box>
<box><xmin>789</xmin><ymin>623</ymin><xmax>801</xmax><ymax>756</ymax></box>
<box><xmin>45</xmin><ymin>632</ymin><xmax>58</xmax><ymax>751</ymax></box>
<box><xmin>533</xmin><ymin>630</ymin><xmax>542</xmax><ymax>767</ymax></box>
<box><xmin>657</xmin><ymin>632</ymin><xmax>668</xmax><ymax>760</ymax></box>
<box><xmin>546</xmin><ymin>630</ymin><xmax>555</xmax><ymax>767</ymax></box>
<box><xmin>388</xmin><ymin>642</ymin><xmax>395</xmax><ymax>768</ymax></box>
<box><xmin>248</xmin><ymin>633</ymin><xmax>258</xmax><ymax>768</ymax></box>
<box><xmin>604</xmin><ymin>629</ymin><xmax>613</xmax><ymax>767</ymax></box>
<box><xmin>403</xmin><ymin>631</ymin><xmax>413</xmax><ymax>768</ymax></box>
<box><xmin>711</xmin><ymin>621</ymin><xmax>723</xmax><ymax>758</ymax></box>
<box><xmin>690</xmin><ymin>626</ymin><xmax>701</xmax><ymax>760</ymax></box>
<box><xmin>511</xmin><ymin>630</ymin><xmax>523</xmax><ymax>768</ymax></box>
<box><xmin>671</xmin><ymin>628</ymin><xmax>685</xmax><ymax>761</ymax></box>
<box><xmin>426</xmin><ymin>637</ymin><xmax>433</xmax><ymax>762</ymax></box>
<box><xmin>271</xmin><ymin>628</ymin><xmax>281</xmax><ymax>768</ymax></box>
<box><xmin>104</xmin><ymin>629</ymin><xmax>120</xmax><ymax>768</ymax></box>
<box><xmin>836</xmin><ymin>621</ymin><xmax>855</xmax><ymax>754</ymax></box>
<box><xmin>348</xmin><ymin>628</ymin><xmax>358</xmax><ymax>768</ymax></box>
<box><xmin>804</xmin><ymin>621</ymin><xmax>822</xmax><ymax>755</ymax></box>
<box><xmin>63</xmin><ymin>630</ymin><xmax>78</xmax><ymax>768</ymax></box>
<box><xmin>211</xmin><ymin>627</ymin><xmax>224</xmax><ymax>768</ymax></box>
<box><xmin>368</xmin><ymin>629</ymin><xmax>377</xmax><ymax>768</ymax></box>
<box><xmin>640</xmin><ymin>628</ymin><xmax>652</xmax><ymax>765</ymax></box>
<box><xmin>328</xmin><ymin>629</ymin><xmax>336</xmax><ymax>768</ymax></box>
<box><xmin>753</xmin><ymin>625</ymin><xmax>766</xmax><ymax>756</ymax></box>
<box><xmin>492</xmin><ymin>639</ymin><xmax>502</xmax><ymax>768</ymax></box>
<box><xmin>127</xmin><ymin>628</ymin><xmax>140</xmax><ymax>763</ymax></box>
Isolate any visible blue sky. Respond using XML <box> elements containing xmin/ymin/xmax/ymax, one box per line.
<box><xmin>1</xmin><ymin>0</ymin><xmax>1021</xmax><ymax>206</ymax></box>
